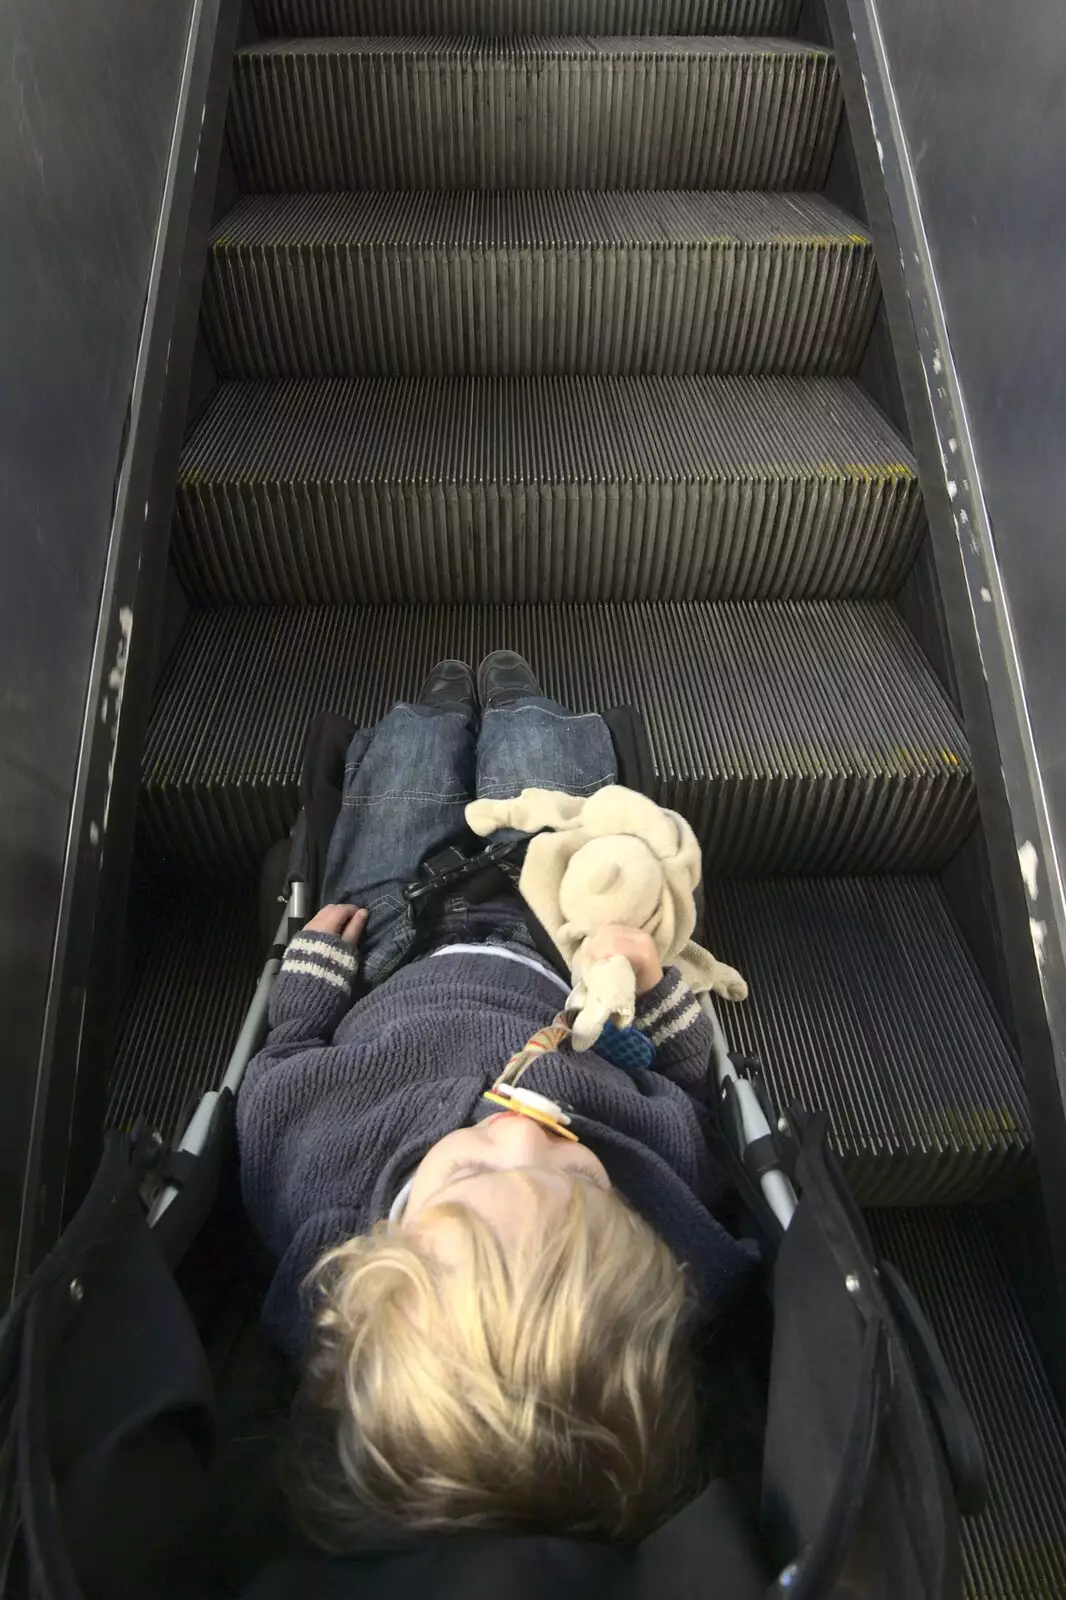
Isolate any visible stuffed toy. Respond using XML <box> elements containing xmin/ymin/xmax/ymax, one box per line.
<box><xmin>466</xmin><ymin>785</ymin><xmax>747</xmax><ymax>1052</ymax></box>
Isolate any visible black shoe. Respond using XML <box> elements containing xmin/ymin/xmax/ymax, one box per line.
<box><xmin>417</xmin><ymin>659</ymin><xmax>477</xmax><ymax>715</ymax></box>
<box><xmin>477</xmin><ymin>650</ymin><xmax>543</xmax><ymax>710</ymax></box>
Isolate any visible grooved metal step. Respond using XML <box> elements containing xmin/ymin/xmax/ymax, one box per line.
<box><xmin>253</xmin><ymin>1</ymin><xmax>805</xmax><ymax>35</ymax></box>
<box><xmin>175</xmin><ymin>377</ymin><xmax>922</xmax><ymax>605</ymax></box>
<box><xmin>108</xmin><ymin>882</ymin><xmax>260</xmax><ymax>1138</ymax></box>
<box><xmin>227</xmin><ymin>39</ymin><xmax>842</xmax><ymax>192</ymax></box>
<box><xmin>712</xmin><ymin>879</ymin><xmax>1028</xmax><ymax>1204</ymax></box>
<box><xmin>868</xmin><ymin>1209</ymin><xmax>1066</xmax><ymax>1599</ymax></box>
<box><xmin>204</xmin><ymin>191</ymin><xmax>877</xmax><ymax>380</ymax></box>
<box><xmin>139</xmin><ymin>602</ymin><xmax>974</xmax><ymax>878</ymax></box>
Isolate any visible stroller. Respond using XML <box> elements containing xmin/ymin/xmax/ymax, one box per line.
<box><xmin>0</xmin><ymin>702</ymin><xmax>987</xmax><ymax>1600</ymax></box>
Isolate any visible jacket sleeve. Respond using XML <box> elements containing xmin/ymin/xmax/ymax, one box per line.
<box><xmin>633</xmin><ymin>967</ymin><xmax>715</xmax><ymax>1092</ymax></box>
<box><xmin>237</xmin><ymin>931</ymin><xmax>362</xmax><ymax>1262</ymax></box>
<box><xmin>261</xmin><ymin>929</ymin><xmax>360</xmax><ymax>1049</ymax></box>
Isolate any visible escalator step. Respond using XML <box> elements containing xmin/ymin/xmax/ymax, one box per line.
<box><xmin>228</xmin><ymin>38</ymin><xmax>841</xmax><ymax>192</ymax></box>
<box><xmin>139</xmin><ymin>602</ymin><xmax>974</xmax><ymax>878</ymax></box>
<box><xmin>108</xmin><ymin>884</ymin><xmax>260</xmax><ymax>1139</ymax></box>
<box><xmin>711</xmin><ymin>879</ymin><xmax>1028</xmax><ymax>1204</ymax></box>
<box><xmin>176</xmin><ymin>377</ymin><xmax>920</xmax><ymax>605</ymax></box>
<box><xmin>204</xmin><ymin>191</ymin><xmax>878</xmax><ymax>379</ymax></box>
<box><xmin>253</xmin><ymin>1</ymin><xmax>805</xmax><ymax>35</ymax></box>
<box><xmin>868</xmin><ymin>1209</ymin><xmax>1066</xmax><ymax>1598</ymax></box>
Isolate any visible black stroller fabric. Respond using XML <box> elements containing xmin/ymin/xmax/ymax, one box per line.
<box><xmin>240</xmin><ymin>1483</ymin><xmax>768</xmax><ymax>1600</ymax></box>
<box><xmin>761</xmin><ymin>1113</ymin><xmax>961</xmax><ymax>1599</ymax></box>
<box><xmin>0</xmin><ymin>1131</ymin><xmax>215</xmax><ymax>1600</ymax></box>
<box><xmin>0</xmin><ymin>1114</ymin><xmax>969</xmax><ymax>1600</ymax></box>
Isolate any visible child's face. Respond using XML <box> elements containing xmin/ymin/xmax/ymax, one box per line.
<box><xmin>403</xmin><ymin>1113</ymin><xmax>611</xmax><ymax>1251</ymax></box>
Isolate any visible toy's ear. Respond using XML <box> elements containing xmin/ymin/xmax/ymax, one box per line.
<box><xmin>568</xmin><ymin>952</ymin><xmax>637</xmax><ymax>1051</ymax></box>
<box><xmin>520</xmin><ymin>836</ymin><xmax>588</xmax><ymax>956</ymax></box>
<box><xmin>568</xmin><ymin>993</ymin><xmax>615</xmax><ymax>1055</ymax></box>
<box><xmin>582</xmin><ymin>786</ymin><xmax>679</xmax><ymax>853</ymax></box>
<box><xmin>661</xmin><ymin>806</ymin><xmax>704</xmax><ymax>892</ymax></box>
<box><xmin>651</xmin><ymin>871</ymin><xmax>697</xmax><ymax>957</ymax></box>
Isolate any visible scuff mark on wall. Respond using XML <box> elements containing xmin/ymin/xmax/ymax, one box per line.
<box><xmin>108</xmin><ymin>609</ymin><xmax>132</xmax><ymax>699</ymax></box>
<box><xmin>100</xmin><ymin>605</ymin><xmax>134</xmax><ymax>834</ymax></box>
<box><xmin>1019</xmin><ymin>840</ymin><xmax>1040</xmax><ymax>901</ymax></box>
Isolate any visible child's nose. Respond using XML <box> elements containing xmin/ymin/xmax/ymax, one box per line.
<box><xmin>488</xmin><ymin>1112</ymin><xmax>554</xmax><ymax>1163</ymax></box>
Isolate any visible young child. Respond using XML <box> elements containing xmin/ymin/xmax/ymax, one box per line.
<box><xmin>238</xmin><ymin>652</ymin><xmax>754</xmax><ymax>1550</ymax></box>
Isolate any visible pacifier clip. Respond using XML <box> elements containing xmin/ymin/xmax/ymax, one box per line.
<box><xmin>482</xmin><ymin>1014</ymin><xmax>580</xmax><ymax>1141</ymax></box>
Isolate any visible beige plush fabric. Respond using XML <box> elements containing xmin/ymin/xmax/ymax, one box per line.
<box><xmin>466</xmin><ymin>786</ymin><xmax>747</xmax><ymax>1050</ymax></box>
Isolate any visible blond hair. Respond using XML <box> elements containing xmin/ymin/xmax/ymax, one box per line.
<box><xmin>290</xmin><ymin>1179</ymin><xmax>699</xmax><ymax>1548</ymax></box>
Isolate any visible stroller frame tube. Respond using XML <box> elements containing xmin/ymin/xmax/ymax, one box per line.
<box><xmin>146</xmin><ymin>905</ymin><xmax>289</xmax><ymax>1226</ymax></box>
<box><xmin>701</xmin><ymin>994</ymin><xmax>798</xmax><ymax>1232</ymax></box>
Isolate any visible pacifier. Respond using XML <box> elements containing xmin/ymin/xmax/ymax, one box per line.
<box><xmin>481</xmin><ymin>1082</ymin><xmax>580</xmax><ymax>1142</ymax></box>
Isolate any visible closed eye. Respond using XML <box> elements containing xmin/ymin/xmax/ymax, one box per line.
<box><xmin>438</xmin><ymin>1160</ymin><xmax>609</xmax><ymax>1193</ymax></box>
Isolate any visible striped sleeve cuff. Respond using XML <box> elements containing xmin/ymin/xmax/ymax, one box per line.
<box><xmin>634</xmin><ymin>968</ymin><xmax>702</xmax><ymax>1047</ymax></box>
<box><xmin>282</xmin><ymin>932</ymin><xmax>360</xmax><ymax>990</ymax></box>
<box><xmin>268</xmin><ymin>930</ymin><xmax>360</xmax><ymax>1035</ymax></box>
<box><xmin>634</xmin><ymin>966</ymin><xmax>712</xmax><ymax>1084</ymax></box>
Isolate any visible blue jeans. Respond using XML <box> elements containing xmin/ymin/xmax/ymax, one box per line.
<box><xmin>321</xmin><ymin>696</ymin><xmax>618</xmax><ymax>984</ymax></box>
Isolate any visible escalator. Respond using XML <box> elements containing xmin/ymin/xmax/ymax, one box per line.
<box><xmin>111</xmin><ymin>4</ymin><xmax>1066</xmax><ymax>1593</ymax></box>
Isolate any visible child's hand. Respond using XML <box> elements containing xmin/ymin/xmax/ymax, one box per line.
<box><xmin>304</xmin><ymin>904</ymin><xmax>368</xmax><ymax>945</ymax></box>
<box><xmin>581</xmin><ymin>925</ymin><xmax>663</xmax><ymax>995</ymax></box>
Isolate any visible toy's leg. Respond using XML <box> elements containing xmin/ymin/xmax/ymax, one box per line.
<box><xmin>711</xmin><ymin>960</ymin><xmax>749</xmax><ymax>1003</ymax></box>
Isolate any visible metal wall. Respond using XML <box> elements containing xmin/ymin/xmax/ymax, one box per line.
<box><xmin>872</xmin><ymin>9</ymin><xmax>1066</xmax><ymax>877</ymax></box>
<box><xmin>0</xmin><ymin>0</ymin><xmax>232</xmax><ymax>1294</ymax></box>
<box><xmin>829</xmin><ymin>0</ymin><xmax>1066</xmax><ymax>1318</ymax></box>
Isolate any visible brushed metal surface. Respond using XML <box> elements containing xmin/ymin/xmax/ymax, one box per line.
<box><xmin>204</xmin><ymin>190</ymin><xmax>878</xmax><ymax>378</ymax></box>
<box><xmin>227</xmin><ymin>38</ymin><xmax>842</xmax><ymax>191</ymax></box>
<box><xmin>174</xmin><ymin>375</ymin><xmax>921</xmax><ymax>603</ymax></box>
